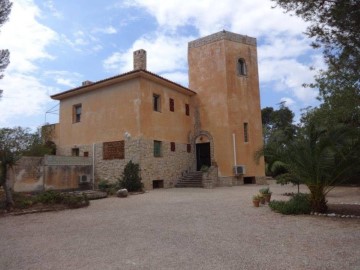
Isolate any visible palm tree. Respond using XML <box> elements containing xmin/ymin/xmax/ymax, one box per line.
<box><xmin>256</xmin><ymin>123</ymin><xmax>359</xmax><ymax>213</ymax></box>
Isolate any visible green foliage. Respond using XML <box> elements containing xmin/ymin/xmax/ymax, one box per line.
<box><xmin>269</xmin><ymin>193</ymin><xmax>311</xmax><ymax>215</ymax></box>
<box><xmin>98</xmin><ymin>179</ymin><xmax>118</xmax><ymax>195</ymax></box>
<box><xmin>0</xmin><ymin>0</ymin><xmax>12</xmax><ymax>80</ymax></box>
<box><xmin>62</xmin><ymin>193</ymin><xmax>89</xmax><ymax>208</ymax></box>
<box><xmin>8</xmin><ymin>191</ymin><xmax>89</xmax><ymax>210</ymax></box>
<box><xmin>118</xmin><ymin>160</ymin><xmax>143</xmax><ymax>192</ymax></box>
<box><xmin>98</xmin><ymin>179</ymin><xmax>110</xmax><ymax>191</ymax></box>
<box><xmin>262</xmin><ymin>103</ymin><xmax>296</xmax><ymax>143</ymax></box>
<box><xmin>256</xmin><ymin>120</ymin><xmax>360</xmax><ymax>212</ymax></box>
<box><xmin>35</xmin><ymin>190</ymin><xmax>64</xmax><ymax>204</ymax></box>
<box><xmin>200</xmin><ymin>165</ymin><xmax>209</xmax><ymax>172</ymax></box>
<box><xmin>259</xmin><ymin>187</ymin><xmax>272</xmax><ymax>195</ymax></box>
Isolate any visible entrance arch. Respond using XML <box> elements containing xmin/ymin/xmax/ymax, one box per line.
<box><xmin>195</xmin><ymin>131</ymin><xmax>214</xmax><ymax>171</ymax></box>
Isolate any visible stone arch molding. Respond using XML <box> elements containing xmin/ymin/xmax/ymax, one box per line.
<box><xmin>194</xmin><ymin>130</ymin><xmax>215</xmax><ymax>165</ymax></box>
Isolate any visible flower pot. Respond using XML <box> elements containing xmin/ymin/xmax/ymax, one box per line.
<box><xmin>253</xmin><ymin>200</ymin><xmax>260</xmax><ymax>207</ymax></box>
<box><xmin>264</xmin><ymin>194</ymin><xmax>271</xmax><ymax>203</ymax></box>
<box><xmin>260</xmin><ymin>197</ymin><xmax>265</xmax><ymax>204</ymax></box>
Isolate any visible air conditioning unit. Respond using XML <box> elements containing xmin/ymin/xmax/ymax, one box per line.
<box><xmin>78</xmin><ymin>175</ymin><xmax>90</xmax><ymax>183</ymax></box>
<box><xmin>234</xmin><ymin>165</ymin><xmax>246</xmax><ymax>175</ymax></box>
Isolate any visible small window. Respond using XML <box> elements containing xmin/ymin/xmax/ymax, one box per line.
<box><xmin>244</xmin><ymin>122</ymin><xmax>249</xmax><ymax>142</ymax></box>
<box><xmin>169</xmin><ymin>98</ymin><xmax>174</xmax><ymax>112</ymax></box>
<box><xmin>154</xmin><ymin>140</ymin><xmax>162</xmax><ymax>157</ymax></box>
<box><xmin>153</xmin><ymin>94</ymin><xmax>161</xmax><ymax>112</ymax></box>
<box><xmin>185</xmin><ymin>104</ymin><xmax>190</xmax><ymax>116</ymax></box>
<box><xmin>73</xmin><ymin>104</ymin><xmax>82</xmax><ymax>123</ymax></box>
<box><xmin>84</xmin><ymin>151</ymin><xmax>89</xmax><ymax>157</ymax></box>
<box><xmin>170</xmin><ymin>142</ymin><xmax>175</xmax><ymax>152</ymax></box>
<box><xmin>237</xmin><ymin>58</ymin><xmax>247</xmax><ymax>76</ymax></box>
<box><xmin>187</xmin><ymin>144</ymin><xmax>191</xmax><ymax>153</ymax></box>
<box><xmin>72</xmin><ymin>148</ymin><xmax>79</xmax><ymax>156</ymax></box>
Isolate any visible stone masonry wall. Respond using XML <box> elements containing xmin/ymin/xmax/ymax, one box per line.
<box><xmin>139</xmin><ymin>139</ymin><xmax>195</xmax><ymax>190</ymax></box>
<box><xmin>94</xmin><ymin>139</ymin><xmax>140</xmax><ymax>184</ymax></box>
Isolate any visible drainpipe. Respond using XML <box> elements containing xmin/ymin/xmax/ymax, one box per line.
<box><xmin>232</xmin><ymin>133</ymin><xmax>237</xmax><ymax>167</ymax></box>
<box><xmin>92</xmin><ymin>143</ymin><xmax>95</xmax><ymax>190</ymax></box>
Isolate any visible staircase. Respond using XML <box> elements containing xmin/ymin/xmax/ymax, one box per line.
<box><xmin>175</xmin><ymin>171</ymin><xmax>203</xmax><ymax>188</ymax></box>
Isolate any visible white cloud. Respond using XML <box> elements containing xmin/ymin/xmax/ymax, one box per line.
<box><xmin>1</xmin><ymin>0</ymin><xmax>58</xmax><ymax>74</ymax></box>
<box><xmin>92</xmin><ymin>26</ymin><xmax>117</xmax><ymax>34</ymax></box>
<box><xmin>122</xmin><ymin>0</ymin><xmax>320</xmax><ymax>105</ymax></box>
<box><xmin>160</xmin><ymin>71</ymin><xmax>188</xmax><ymax>86</ymax></box>
<box><xmin>103</xmin><ymin>33</ymin><xmax>194</xmax><ymax>79</ymax></box>
<box><xmin>0</xmin><ymin>0</ymin><xmax>58</xmax><ymax>126</ymax></box>
<box><xmin>44</xmin><ymin>70</ymin><xmax>83</xmax><ymax>89</ymax></box>
<box><xmin>259</xmin><ymin>58</ymin><xmax>318</xmax><ymax>103</ymax></box>
<box><xmin>280</xmin><ymin>97</ymin><xmax>295</xmax><ymax>107</ymax></box>
<box><xmin>0</xmin><ymin>73</ymin><xmax>49</xmax><ymax>126</ymax></box>
<box><xmin>127</xmin><ymin>0</ymin><xmax>308</xmax><ymax>37</ymax></box>
<box><xmin>43</xmin><ymin>0</ymin><xmax>63</xmax><ymax>18</ymax></box>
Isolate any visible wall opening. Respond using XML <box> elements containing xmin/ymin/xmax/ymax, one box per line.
<box><xmin>153</xmin><ymin>180</ymin><xmax>164</xmax><ymax>189</ymax></box>
<box><xmin>196</xmin><ymin>142</ymin><xmax>211</xmax><ymax>171</ymax></box>
<box><xmin>243</xmin><ymin>176</ymin><xmax>255</xmax><ymax>184</ymax></box>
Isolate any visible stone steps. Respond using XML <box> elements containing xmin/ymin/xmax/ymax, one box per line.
<box><xmin>175</xmin><ymin>171</ymin><xmax>203</xmax><ymax>188</ymax></box>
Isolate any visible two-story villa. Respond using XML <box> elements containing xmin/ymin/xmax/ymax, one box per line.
<box><xmin>49</xmin><ymin>30</ymin><xmax>265</xmax><ymax>190</ymax></box>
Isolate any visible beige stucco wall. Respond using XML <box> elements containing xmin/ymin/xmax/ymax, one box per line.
<box><xmin>188</xmin><ymin>32</ymin><xmax>265</xmax><ymax>179</ymax></box>
<box><xmin>139</xmin><ymin>78</ymin><xmax>193</xmax><ymax>143</ymax></box>
<box><xmin>10</xmin><ymin>156</ymin><xmax>92</xmax><ymax>192</ymax></box>
<box><xmin>57</xmin><ymin>78</ymin><xmax>142</xmax><ymax>153</ymax></box>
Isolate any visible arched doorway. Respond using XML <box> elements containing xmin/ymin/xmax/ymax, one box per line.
<box><xmin>195</xmin><ymin>135</ymin><xmax>211</xmax><ymax>171</ymax></box>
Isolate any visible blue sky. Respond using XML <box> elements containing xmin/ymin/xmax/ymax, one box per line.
<box><xmin>0</xmin><ymin>0</ymin><xmax>323</xmax><ymax>129</ymax></box>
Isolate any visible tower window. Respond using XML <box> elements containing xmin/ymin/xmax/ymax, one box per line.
<box><xmin>237</xmin><ymin>58</ymin><xmax>247</xmax><ymax>76</ymax></box>
<box><xmin>244</xmin><ymin>122</ymin><xmax>249</xmax><ymax>142</ymax></box>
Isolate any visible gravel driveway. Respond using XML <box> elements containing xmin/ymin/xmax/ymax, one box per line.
<box><xmin>0</xmin><ymin>184</ymin><xmax>359</xmax><ymax>270</ymax></box>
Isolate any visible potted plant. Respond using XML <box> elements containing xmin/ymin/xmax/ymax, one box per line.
<box><xmin>252</xmin><ymin>194</ymin><xmax>261</xmax><ymax>207</ymax></box>
<box><xmin>259</xmin><ymin>193</ymin><xmax>266</xmax><ymax>204</ymax></box>
<box><xmin>259</xmin><ymin>187</ymin><xmax>272</xmax><ymax>203</ymax></box>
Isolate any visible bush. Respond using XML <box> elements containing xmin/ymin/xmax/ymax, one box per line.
<box><xmin>269</xmin><ymin>193</ymin><xmax>311</xmax><ymax>215</ymax></box>
<box><xmin>62</xmin><ymin>193</ymin><xmax>89</xmax><ymax>208</ymax></box>
<box><xmin>35</xmin><ymin>190</ymin><xmax>64</xmax><ymax>204</ymax></box>
<box><xmin>118</xmin><ymin>161</ymin><xmax>143</xmax><ymax>192</ymax></box>
<box><xmin>98</xmin><ymin>179</ymin><xmax>110</xmax><ymax>191</ymax></box>
<box><xmin>98</xmin><ymin>179</ymin><xmax>118</xmax><ymax>195</ymax></box>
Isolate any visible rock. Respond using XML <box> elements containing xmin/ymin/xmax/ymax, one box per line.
<box><xmin>327</xmin><ymin>213</ymin><xmax>336</xmax><ymax>217</ymax></box>
<box><xmin>117</xmin><ymin>189</ymin><xmax>128</xmax><ymax>198</ymax></box>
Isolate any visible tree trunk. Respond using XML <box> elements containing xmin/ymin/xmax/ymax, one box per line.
<box><xmin>1</xmin><ymin>165</ymin><xmax>14</xmax><ymax>210</ymax></box>
<box><xmin>3</xmin><ymin>179</ymin><xmax>14</xmax><ymax>209</ymax></box>
<box><xmin>308</xmin><ymin>185</ymin><xmax>328</xmax><ymax>213</ymax></box>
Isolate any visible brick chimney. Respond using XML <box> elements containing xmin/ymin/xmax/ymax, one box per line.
<box><xmin>133</xmin><ymin>49</ymin><xmax>146</xmax><ymax>70</ymax></box>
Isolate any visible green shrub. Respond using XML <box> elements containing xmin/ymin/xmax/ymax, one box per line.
<box><xmin>63</xmin><ymin>193</ymin><xmax>89</xmax><ymax>208</ymax></box>
<box><xmin>98</xmin><ymin>179</ymin><xmax>118</xmax><ymax>195</ymax></box>
<box><xmin>200</xmin><ymin>165</ymin><xmax>209</xmax><ymax>172</ymax></box>
<box><xmin>269</xmin><ymin>193</ymin><xmax>311</xmax><ymax>215</ymax></box>
<box><xmin>35</xmin><ymin>190</ymin><xmax>64</xmax><ymax>204</ymax></box>
<box><xmin>98</xmin><ymin>179</ymin><xmax>110</xmax><ymax>191</ymax></box>
<box><xmin>259</xmin><ymin>187</ymin><xmax>272</xmax><ymax>195</ymax></box>
<box><xmin>118</xmin><ymin>160</ymin><xmax>143</xmax><ymax>192</ymax></box>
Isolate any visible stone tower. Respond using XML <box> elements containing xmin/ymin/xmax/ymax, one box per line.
<box><xmin>188</xmin><ymin>30</ymin><xmax>265</xmax><ymax>184</ymax></box>
<box><xmin>133</xmin><ymin>49</ymin><xmax>147</xmax><ymax>70</ymax></box>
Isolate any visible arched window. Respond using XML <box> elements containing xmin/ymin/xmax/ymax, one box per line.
<box><xmin>237</xmin><ymin>58</ymin><xmax>247</xmax><ymax>76</ymax></box>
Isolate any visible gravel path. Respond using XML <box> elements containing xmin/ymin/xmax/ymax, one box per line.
<box><xmin>0</xmin><ymin>184</ymin><xmax>359</xmax><ymax>270</ymax></box>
